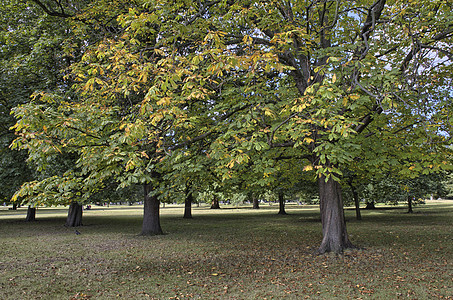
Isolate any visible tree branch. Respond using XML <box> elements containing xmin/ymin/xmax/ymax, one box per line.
<box><xmin>420</xmin><ymin>44</ymin><xmax>453</xmax><ymax>61</ymax></box>
<box><xmin>400</xmin><ymin>25</ymin><xmax>453</xmax><ymax>73</ymax></box>
<box><xmin>30</xmin><ymin>0</ymin><xmax>74</xmax><ymax>18</ymax></box>
<box><xmin>356</xmin><ymin>0</ymin><xmax>387</xmax><ymax>59</ymax></box>
<box><xmin>355</xmin><ymin>105</ymin><xmax>383</xmax><ymax>134</ymax></box>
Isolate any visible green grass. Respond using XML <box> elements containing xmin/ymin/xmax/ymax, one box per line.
<box><xmin>1</xmin><ymin>201</ymin><xmax>452</xmax><ymax>299</ymax></box>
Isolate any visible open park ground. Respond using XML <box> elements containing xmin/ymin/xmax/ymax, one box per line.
<box><xmin>1</xmin><ymin>200</ymin><xmax>452</xmax><ymax>299</ymax></box>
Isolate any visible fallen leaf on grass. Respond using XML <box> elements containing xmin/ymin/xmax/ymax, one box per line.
<box><xmin>70</xmin><ymin>292</ymin><xmax>91</xmax><ymax>300</ymax></box>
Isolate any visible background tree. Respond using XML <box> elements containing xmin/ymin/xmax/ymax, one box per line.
<box><xmin>11</xmin><ymin>0</ymin><xmax>221</xmax><ymax>232</ymax></box>
<box><xmin>442</xmin><ymin>172</ymin><xmax>453</xmax><ymax>199</ymax></box>
<box><xmin>8</xmin><ymin>0</ymin><xmax>139</xmax><ymax>225</ymax></box>
<box><xmin>0</xmin><ymin>1</ymin><xmax>60</xmax><ymax>204</ymax></box>
<box><xmin>0</xmin><ymin>0</ymin><xmax>83</xmax><ymax>222</ymax></box>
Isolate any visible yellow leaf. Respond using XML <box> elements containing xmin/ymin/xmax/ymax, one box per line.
<box><xmin>303</xmin><ymin>165</ymin><xmax>313</xmax><ymax>171</ymax></box>
<box><xmin>243</xmin><ymin>35</ymin><xmax>253</xmax><ymax>45</ymax></box>
<box><xmin>263</xmin><ymin>107</ymin><xmax>274</xmax><ymax>117</ymax></box>
<box><xmin>342</xmin><ymin>97</ymin><xmax>348</xmax><ymax>106</ymax></box>
<box><xmin>157</xmin><ymin>97</ymin><xmax>171</xmax><ymax>106</ymax></box>
<box><xmin>154</xmin><ymin>48</ymin><xmax>165</xmax><ymax>56</ymax></box>
<box><xmin>126</xmin><ymin>159</ymin><xmax>135</xmax><ymax>170</ymax></box>
<box><xmin>349</xmin><ymin>94</ymin><xmax>360</xmax><ymax>100</ymax></box>
<box><xmin>226</xmin><ymin>160</ymin><xmax>235</xmax><ymax>169</ymax></box>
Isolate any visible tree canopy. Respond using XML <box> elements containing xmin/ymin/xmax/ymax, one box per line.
<box><xmin>0</xmin><ymin>0</ymin><xmax>77</xmax><ymax>202</ymax></box>
<box><xmin>8</xmin><ymin>0</ymin><xmax>453</xmax><ymax>253</ymax></box>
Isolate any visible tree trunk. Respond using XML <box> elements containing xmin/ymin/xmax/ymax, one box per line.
<box><xmin>65</xmin><ymin>202</ymin><xmax>83</xmax><ymax>227</ymax></box>
<box><xmin>278</xmin><ymin>192</ymin><xmax>287</xmax><ymax>215</ymax></box>
<box><xmin>184</xmin><ymin>182</ymin><xmax>193</xmax><ymax>219</ymax></box>
<box><xmin>318</xmin><ymin>174</ymin><xmax>354</xmax><ymax>254</ymax></box>
<box><xmin>365</xmin><ymin>201</ymin><xmax>376</xmax><ymax>209</ymax></box>
<box><xmin>348</xmin><ymin>182</ymin><xmax>362</xmax><ymax>220</ymax></box>
<box><xmin>184</xmin><ymin>197</ymin><xmax>192</xmax><ymax>218</ymax></box>
<box><xmin>407</xmin><ymin>196</ymin><xmax>413</xmax><ymax>213</ymax></box>
<box><xmin>353</xmin><ymin>195</ymin><xmax>362</xmax><ymax>221</ymax></box>
<box><xmin>210</xmin><ymin>198</ymin><xmax>220</xmax><ymax>209</ymax></box>
<box><xmin>141</xmin><ymin>183</ymin><xmax>163</xmax><ymax>235</ymax></box>
<box><xmin>252</xmin><ymin>194</ymin><xmax>260</xmax><ymax>209</ymax></box>
<box><xmin>12</xmin><ymin>203</ymin><xmax>17</xmax><ymax>210</ymax></box>
<box><xmin>25</xmin><ymin>206</ymin><xmax>36</xmax><ymax>222</ymax></box>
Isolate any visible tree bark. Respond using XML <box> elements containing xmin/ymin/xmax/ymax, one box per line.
<box><xmin>252</xmin><ymin>194</ymin><xmax>260</xmax><ymax>209</ymax></box>
<box><xmin>184</xmin><ymin>182</ymin><xmax>193</xmax><ymax>219</ymax></box>
<box><xmin>318</xmin><ymin>174</ymin><xmax>355</xmax><ymax>254</ymax></box>
<box><xmin>210</xmin><ymin>197</ymin><xmax>220</xmax><ymax>209</ymax></box>
<box><xmin>25</xmin><ymin>206</ymin><xmax>36</xmax><ymax>222</ymax></box>
<box><xmin>65</xmin><ymin>202</ymin><xmax>82</xmax><ymax>227</ymax></box>
<box><xmin>407</xmin><ymin>196</ymin><xmax>413</xmax><ymax>213</ymax></box>
<box><xmin>141</xmin><ymin>183</ymin><xmax>163</xmax><ymax>235</ymax></box>
<box><xmin>277</xmin><ymin>191</ymin><xmax>287</xmax><ymax>215</ymax></box>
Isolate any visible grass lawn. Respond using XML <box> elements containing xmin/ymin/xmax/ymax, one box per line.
<box><xmin>1</xmin><ymin>200</ymin><xmax>452</xmax><ymax>299</ymax></box>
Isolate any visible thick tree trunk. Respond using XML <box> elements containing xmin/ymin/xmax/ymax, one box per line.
<box><xmin>318</xmin><ymin>175</ymin><xmax>354</xmax><ymax>254</ymax></box>
<box><xmin>184</xmin><ymin>182</ymin><xmax>193</xmax><ymax>219</ymax></box>
<box><xmin>407</xmin><ymin>196</ymin><xmax>413</xmax><ymax>213</ymax></box>
<box><xmin>25</xmin><ymin>206</ymin><xmax>36</xmax><ymax>222</ymax></box>
<box><xmin>252</xmin><ymin>194</ymin><xmax>260</xmax><ymax>209</ymax></box>
<box><xmin>141</xmin><ymin>183</ymin><xmax>163</xmax><ymax>235</ymax></box>
<box><xmin>65</xmin><ymin>202</ymin><xmax>83</xmax><ymax>227</ymax></box>
<box><xmin>210</xmin><ymin>198</ymin><xmax>220</xmax><ymax>209</ymax></box>
<box><xmin>277</xmin><ymin>192</ymin><xmax>287</xmax><ymax>215</ymax></box>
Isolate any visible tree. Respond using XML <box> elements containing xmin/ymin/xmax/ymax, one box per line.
<box><xmin>172</xmin><ymin>0</ymin><xmax>453</xmax><ymax>253</ymax></box>
<box><xmin>7</xmin><ymin>0</ymin><xmax>131</xmax><ymax>225</ymax></box>
<box><xmin>11</xmin><ymin>0</ymin><xmax>218</xmax><ymax>233</ymax></box>
<box><xmin>442</xmin><ymin>172</ymin><xmax>453</xmax><ymax>199</ymax></box>
<box><xmin>1</xmin><ymin>0</ymin><xmax>94</xmax><ymax>226</ymax></box>
<box><xmin>11</xmin><ymin>0</ymin><xmax>453</xmax><ymax>253</ymax></box>
<box><xmin>0</xmin><ymin>0</ymin><xmax>70</xmax><ymax>205</ymax></box>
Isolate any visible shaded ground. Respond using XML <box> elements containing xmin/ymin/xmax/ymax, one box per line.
<box><xmin>0</xmin><ymin>201</ymin><xmax>452</xmax><ymax>299</ymax></box>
